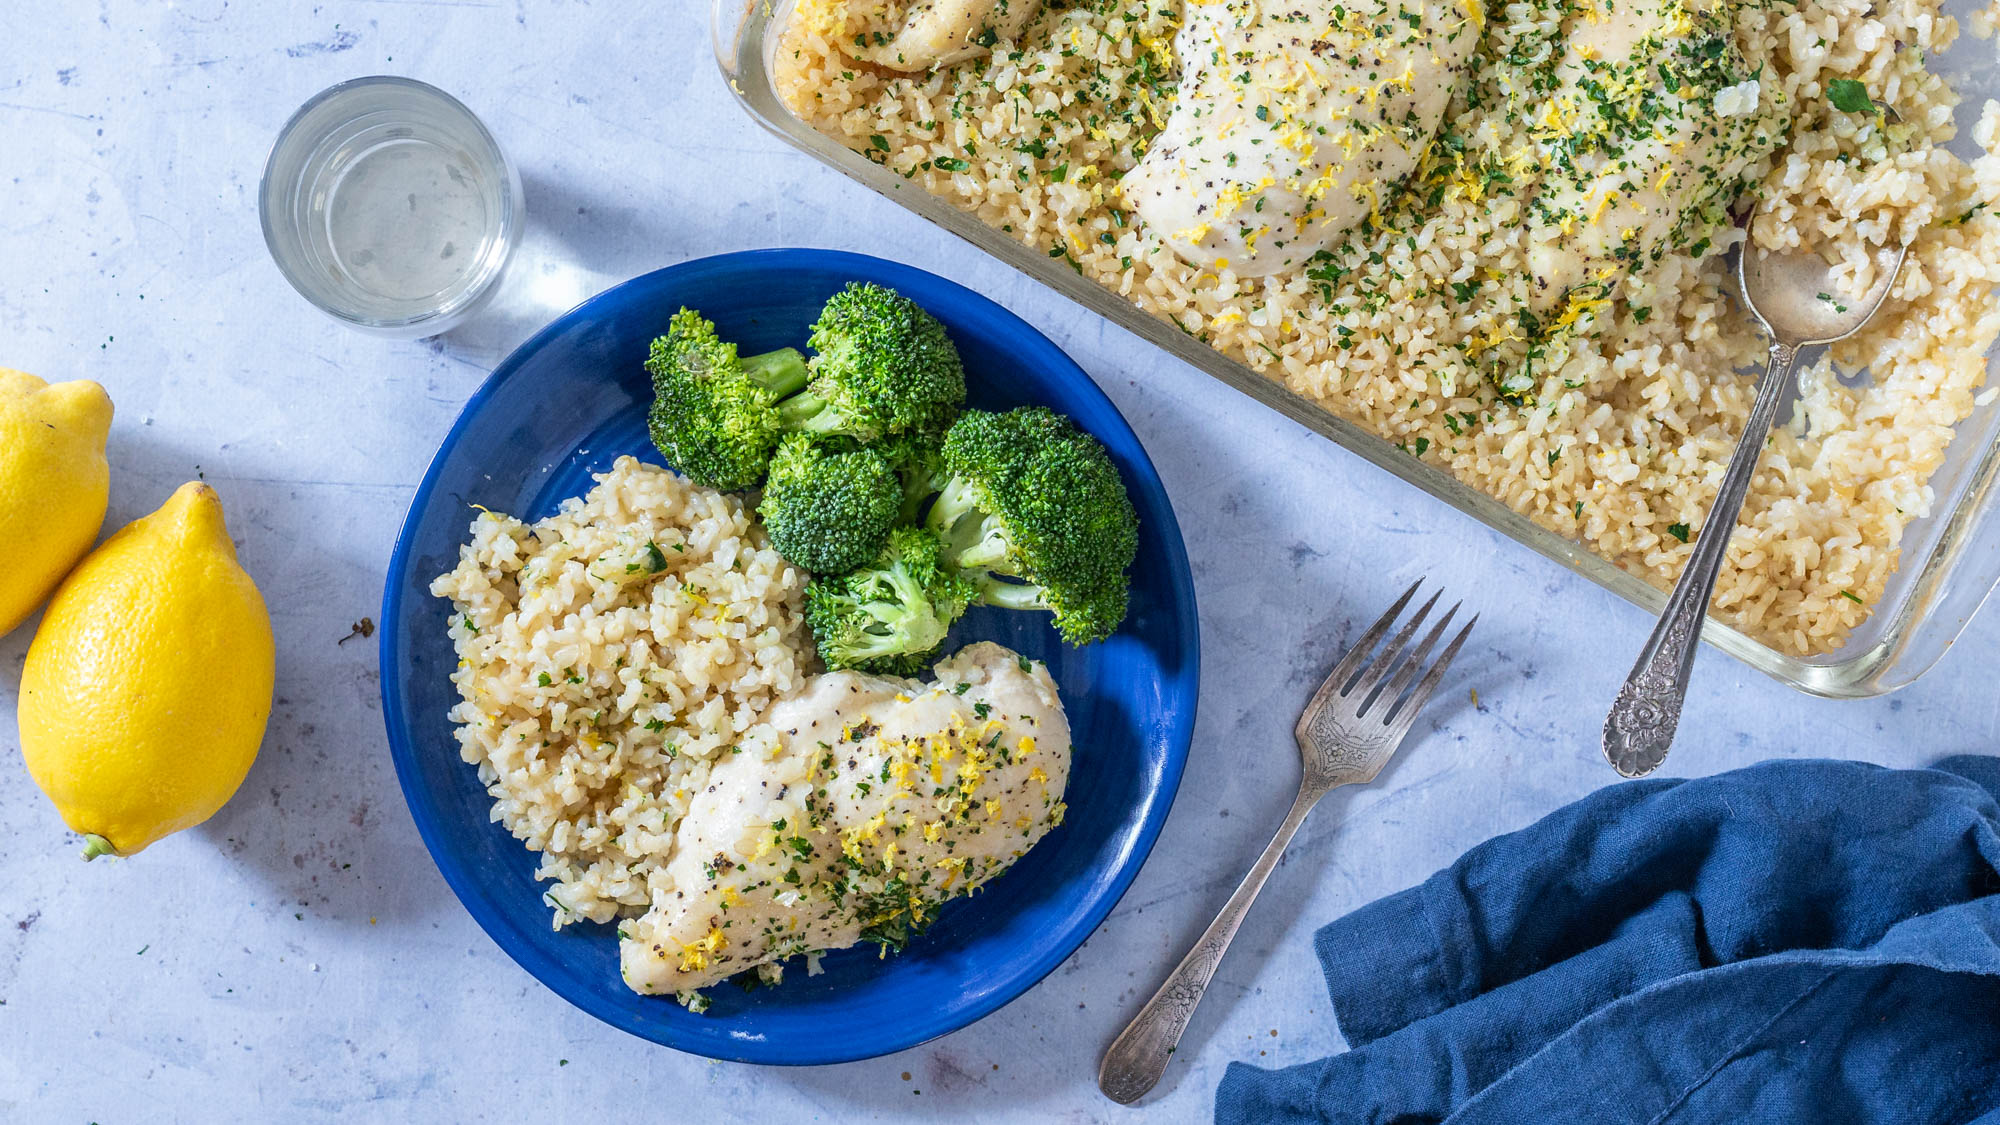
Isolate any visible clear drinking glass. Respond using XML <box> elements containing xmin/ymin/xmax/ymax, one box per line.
<box><xmin>260</xmin><ymin>76</ymin><xmax>522</xmax><ymax>339</ymax></box>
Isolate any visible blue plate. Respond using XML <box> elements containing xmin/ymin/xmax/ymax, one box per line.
<box><xmin>380</xmin><ymin>249</ymin><xmax>1198</xmax><ymax>1064</ymax></box>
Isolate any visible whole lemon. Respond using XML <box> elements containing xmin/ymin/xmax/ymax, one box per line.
<box><xmin>0</xmin><ymin>368</ymin><xmax>113</xmax><ymax>636</ymax></box>
<box><xmin>19</xmin><ymin>482</ymin><xmax>276</xmax><ymax>858</ymax></box>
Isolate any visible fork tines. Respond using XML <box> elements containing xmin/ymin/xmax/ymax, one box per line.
<box><xmin>1333</xmin><ymin>579</ymin><xmax>1476</xmax><ymax>727</ymax></box>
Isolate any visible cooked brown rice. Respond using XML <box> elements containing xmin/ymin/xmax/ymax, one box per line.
<box><xmin>430</xmin><ymin>457</ymin><xmax>810</xmax><ymax>927</ymax></box>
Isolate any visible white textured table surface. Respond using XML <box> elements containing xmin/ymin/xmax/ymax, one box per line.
<box><xmin>3</xmin><ymin>4</ymin><xmax>1996</xmax><ymax>1121</ymax></box>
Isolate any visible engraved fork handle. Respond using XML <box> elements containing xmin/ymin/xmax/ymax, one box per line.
<box><xmin>1604</xmin><ymin>340</ymin><xmax>1798</xmax><ymax>778</ymax></box>
<box><xmin>1098</xmin><ymin>787</ymin><xmax>1322</xmax><ymax>1104</ymax></box>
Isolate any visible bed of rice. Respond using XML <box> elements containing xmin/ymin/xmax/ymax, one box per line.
<box><xmin>774</xmin><ymin>0</ymin><xmax>2000</xmax><ymax>656</ymax></box>
<box><xmin>430</xmin><ymin>456</ymin><xmax>810</xmax><ymax>927</ymax></box>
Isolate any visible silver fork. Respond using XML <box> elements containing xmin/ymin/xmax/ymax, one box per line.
<box><xmin>1097</xmin><ymin>581</ymin><xmax>1475</xmax><ymax>1104</ymax></box>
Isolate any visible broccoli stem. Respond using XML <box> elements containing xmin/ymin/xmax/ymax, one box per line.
<box><xmin>775</xmin><ymin>391</ymin><xmax>837</xmax><ymax>431</ymax></box>
<box><xmin>952</xmin><ymin>524</ymin><xmax>1019</xmax><ymax>574</ymax></box>
<box><xmin>749</xmin><ymin>350</ymin><xmax>846</xmax><ymax>433</ymax></box>
<box><xmin>925</xmin><ymin>477</ymin><xmax>980</xmax><ymax>541</ymax></box>
<box><xmin>927</xmin><ymin>480</ymin><xmax>1021</xmax><ymax>575</ymax></box>
<box><xmin>974</xmin><ymin>574</ymin><xmax>1051</xmax><ymax>610</ymax></box>
<box><xmin>926</xmin><ymin>477</ymin><xmax>975</xmax><ymax>523</ymax></box>
<box><xmin>742</xmin><ymin>347</ymin><xmax>809</xmax><ymax>398</ymax></box>
<box><xmin>896</xmin><ymin>472</ymin><xmax>934</xmax><ymax>526</ymax></box>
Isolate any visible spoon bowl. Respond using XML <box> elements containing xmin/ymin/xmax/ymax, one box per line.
<box><xmin>1738</xmin><ymin>239</ymin><xmax>1908</xmax><ymax>348</ymax></box>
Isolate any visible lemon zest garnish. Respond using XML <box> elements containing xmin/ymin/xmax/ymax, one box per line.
<box><xmin>1465</xmin><ymin>325</ymin><xmax>1525</xmax><ymax>360</ymax></box>
<box><xmin>676</xmin><ymin>926</ymin><xmax>728</xmax><ymax>973</ymax></box>
<box><xmin>1552</xmin><ymin>292</ymin><xmax>1613</xmax><ymax>333</ymax></box>
<box><xmin>1666</xmin><ymin>0</ymin><xmax>1695</xmax><ymax>36</ymax></box>
<box><xmin>1173</xmin><ymin>221</ymin><xmax>1213</xmax><ymax>245</ymax></box>
<box><xmin>936</xmin><ymin>855</ymin><xmax>968</xmax><ymax>891</ymax></box>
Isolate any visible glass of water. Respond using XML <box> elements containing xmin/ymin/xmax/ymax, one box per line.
<box><xmin>261</xmin><ymin>76</ymin><xmax>522</xmax><ymax>339</ymax></box>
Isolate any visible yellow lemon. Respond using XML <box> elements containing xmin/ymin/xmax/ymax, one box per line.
<box><xmin>0</xmin><ymin>368</ymin><xmax>113</xmax><ymax>636</ymax></box>
<box><xmin>19</xmin><ymin>482</ymin><xmax>276</xmax><ymax>858</ymax></box>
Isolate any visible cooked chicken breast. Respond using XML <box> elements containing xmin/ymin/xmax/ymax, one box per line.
<box><xmin>1521</xmin><ymin>0</ymin><xmax>1785</xmax><ymax>317</ymax></box>
<box><xmin>619</xmin><ymin>641</ymin><xmax>1071</xmax><ymax>998</ymax></box>
<box><xmin>846</xmin><ymin>0</ymin><xmax>1045</xmax><ymax>72</ymax></box>
<box><xmin>1124</xmin><ymin>0</ymin><xmax>1485</xmax><ymax>277</ymax></box>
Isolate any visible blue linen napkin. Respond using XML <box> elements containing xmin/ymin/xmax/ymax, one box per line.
<box><xmin>1216</xmin><ymin>756</ymin><xmax>2000</xmax><ymax>1125</ymax></box>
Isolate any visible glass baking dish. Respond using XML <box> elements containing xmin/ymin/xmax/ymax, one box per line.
<box><xmin>712</xmin><ymin>0</ymin><xmax>2000</xmax><ymax>698</ymax></box>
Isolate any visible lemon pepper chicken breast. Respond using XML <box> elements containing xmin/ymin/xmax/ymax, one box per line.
<box><xmin>1519</xmin><ymin>0</ymin><xmax>1786</xmax><ymax>317</ymax></box>
<box><xmin>1125</xmin><ymin>0</ymin><xmax>1486</xmax><ymax>277</ymax></box>
<box><xmin>618</xmin><ymin>642</ymin><xmax>1071</xmax><ymax>999</ymax></box>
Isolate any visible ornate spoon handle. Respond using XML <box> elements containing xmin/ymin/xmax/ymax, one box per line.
<box><xmin>1098</xmin><ymin>789</ymin><xmax>1319</xmax><ymax>1104</ymax></box>
<box><xmin>1604</xmin><ymin>340</ymin><xmax>1797</xmax><ymax>777</ymax></box>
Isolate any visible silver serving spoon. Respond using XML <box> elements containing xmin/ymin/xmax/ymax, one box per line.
<box><xmin>1602</xmin><ymin>233</ymin><xmax>1907</xmax><ymax>778</ymax></box>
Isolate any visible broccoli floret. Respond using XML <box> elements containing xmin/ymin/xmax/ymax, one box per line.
<box><xmin>876</xmin><ymin>428</ymin><xmax>948</xmax><ymax>525</ymax></box>
<box><xmin>647</xmin><ymin>289</ymin><xmax>964</xmax><ymax>488</ymax></box>
<box><xmin>758</xmin><ymin>435</ymin><xmax>901</xmax><ymax>574</ymax></box>
<box><xmin>926</xmin><ymin>407</ymin><xmax>1139</xmax><ymax>645</ymax></box>
<box><xmin>805</xmin><ymin>527</ymin><xmax>976</xmax><ymax>676</ymax></box>
<box><xmin>783</xmin><ymin>282</ymin><xmax>967</xmax><ymax>442</ymax></box>
<box><xmin>646</xmin><ymin>308</ymin><xmax>809</xmax><ymax>490</ymax></box>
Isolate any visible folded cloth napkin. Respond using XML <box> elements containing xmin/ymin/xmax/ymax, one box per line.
<box><xmin>1216</xmin><ymin>756</ymin><xmax>2000</xmax><ymax>1125</ymax></box>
